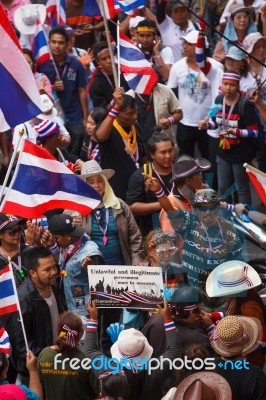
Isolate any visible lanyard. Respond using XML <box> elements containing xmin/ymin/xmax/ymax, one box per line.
<box><xmin>152</xmin><ymin>163</ymin><xmax>173</xmax><ymax>195</ymax></box>
<box><xmin>101</xmin><ymin>70</ymin><xmax>115</xmax><ymax>91</ymax></box>
<box><xmin>0</xmin><ymin>250</ymin><xmax>24</xmax><ymax>278</ymax></box>
<box><xmin>123</xmin><ymin>137</ymin><xmax>139</xmax><ymax>168</ymax></box>
<box><xmin>93</xmin><ymin>208</ymin><xmax>109</xmax><ymax>245</ymax></box>
<box><xmin>136</xmin><ymin>93</ymin><xmax>153</xmax><ymax>111</ymax></box>
<box><xmin>222</xmin><ymin>94</ymin><xmax>240</xmax><ymax>131</ymax></box>
<box><xmin>58</xmin><ymin>64</ymin><xmax>68</xmax><ymax>80</ymax></box>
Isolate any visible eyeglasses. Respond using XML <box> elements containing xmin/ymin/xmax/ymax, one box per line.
<box><xmin>195</xmin><ymin>205</ymin><xmax>218</xmax><ymax>211</ymax></box>
<box><xmin>155</xmin><ymin>247</ymin><xmax>177</xmax><ymax>256</ymax></box>
<box><xmin>4</xmin><ymin>227</ymin><xmax>22</xmax><ymax>236</ymax></box>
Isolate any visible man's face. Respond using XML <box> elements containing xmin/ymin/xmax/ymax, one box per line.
<box><xmin>96</xmin><ymin>49</ymin><xmax>112</xmax><ymax>75</ymax></box>
<box><xmin>221</xmin><ymin>80</ymin><xmax>239</xmax><ymax>98</ymax></box>
<box><xmin>171</xmin><ymin>7</ymin><xmax>189</xmax><ymax>26</ymax></box>
<box><xmin>137</xmin><ymin>30</ymin><xmax>154</xmax><ymax>51</ymax></box>
<box><xmin>116</xmin><ymin>106</ymin><xmax>138</xmax><ymax>127</ymax></box>
<box><xmin>182</xmin><ymin>40</ymin><xmax>196</xmax><ymax>58</ymax></box>
<box><xmin>151</xmin><ymin>140</ymin><xmax>175</xmax><ymax>169</ymax></box>
<box><xmin>49</xmin><ymin>33</ymin><xmax>67</xmax><ymax>57</ymax></box>
<box><xmin>186</xmin><ymin>172</ymin><xmax>203</xmax><ymax>191</ymax></box>
<box><xmin>53</xmin><ymin>234</ymin><xmax>73</xmax><ymax>249</ymax></box>
<box><xmin>29</xmin><ymin>256</ymin><xmax>57</xmax><ymax>287</ymax></box>
<box><xmin>194</xmin><ymin>204</ymin><xmax>219</xmax><ymax>227</ymax></box>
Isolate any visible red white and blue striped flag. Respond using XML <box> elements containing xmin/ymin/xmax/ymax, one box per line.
<box><xmin>46</xmin><ymin>0</ymin><xmax>66</xmax><ymax>27</ymax></box>
<box><xmin>83</xmin><ymin>0</ymin><xmax>145</xmax><ymax>17</ymax></box>
<box><xmin>116</xmin><ymin>0</ymin><xmax>145</xmax><ymax>13</ymax></box>
<box><xmin>0</xmin><ymin>4</ymin><xmax>43</xmax><ymax>131</ymax></box>
<box><xmin>0</xmin><ymin>328</ymin><xmax>10</xmax><ymax>354</ymax></box>
<box><xmin>0</xmin><ymin>140</ymin><xmax>101</xmax><ymax>218</ymax></box>
<box><xmin>118</xmin><ymin>31</ymin><xmax>158</xmax><ymax>95</ymax></box>
<box><xmin>0</xmin><ymin>265</ymin><xmax>19</xmax><ymax>317</ymax></box>
<box><xmin>32</xmin><ymin>20</ymin><xmax>50</xmax><ymax>67</ymax></box>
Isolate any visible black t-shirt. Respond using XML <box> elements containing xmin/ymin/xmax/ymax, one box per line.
<box><xmin>126</xmin><ymin>166</ymin><xmax>173</xmax><ymax>236</ymax></box>
<box><xmin>99</xmin><ymin>124</ymin><xmax>146</xmax><ymax>201</ymax></box>
<box><xmin>135</xmin><ymin>94</ymin><xmax>156</xmax><ymax>147</ymax></box>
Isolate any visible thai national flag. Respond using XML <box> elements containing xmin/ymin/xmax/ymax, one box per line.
<box><xmin>115</xmin><ymin>0</ymin><xmax>145</xmax><ymax>14</ymax></box>
<box><xmin>32</xmin><ymin>20</ymin><xmax>50</xmax><ymax>67</ymax></box>
<box><xmin>46</xmin><ymin>0</ymin><xmax>66</xmax><ymax>27</ymax></box>
<box><xmin>83</xmin><ymin>0</ymin><xmax>116</xmax><ymax>18</ymax></box>
<box><xmin>0</xmin><ymin>328</ymin><xmax>10</xmax><ymax>354</ymax></box>
<box><xmin>0</xmin><ymin>265</ymin><xmax>19</xmax><ymax>317</ymax></box>
<box><xmin>0</xmin><ymin>140</ymin><xmax>101</xmax><ymax>218</ymax></box>
<box><xmin>0</xmin><ymin>4</ymin><xmax>43</xmax><ymax>132</ymax></box>
<box><xmin>119</xmin><ymin>31</ymin><xmax>158</xmax><ymax>95</ymax></box>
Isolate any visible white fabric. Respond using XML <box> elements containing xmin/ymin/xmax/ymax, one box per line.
<box><xmin>43</xmin><ymin>291</ymin><xmax>59</xmax><ymax>343</ymax></box>
<box><xmin>13</xmin><ymin>122</ymin><xmax>38</xmax><ymax>151</ymax></box>
<box><xmin>102</xmin><ymin>174</ymin><xmax>121</xmax><ymax>210</ymax></box>
<box><xmin>220</xmin><ymin>0</ymin><xmax>264</xmax><ymax>24</ymax></box>
<box><xmin>160</xmin><ymin>46</ymin><xmax>174</xmax><ymax>65</ymax></box>
<box><xmin>158</xmin><ymin>16</ymin><xmax>196</xmax><ymax>62</ymax></box>
<box><xmin>167</xmin><ymin>57</ymin><xmax>223</xmax><ymax>126</ymax></box>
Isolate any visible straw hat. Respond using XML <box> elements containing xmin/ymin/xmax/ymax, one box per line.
<box><xmin>111</xmin><ymin>328</ymin><xmax>153</xmax><ymax>365</ymax></box>
<box><xmin>80</xmin><ymin>160</ymin><xmax>115</xmax><ymax>180</ymax></box>
<box><xmin>165</xmin><ymin>371</ymin><xmax>232</xmax><ymax>400</ymax></box>
<box><xmin>206</xmin><ymin>260</ymin><xmax>261</xmax><ymax>297</ymax></box>
<box><xmin>210</xmin><ymin>315</ymin><xmax>262</xmax><ymax>357</ymax></box>
<box><xmin>14</xmin><ymin>4</ymin><xmax>46</xmax><ymax>35</ymax></box>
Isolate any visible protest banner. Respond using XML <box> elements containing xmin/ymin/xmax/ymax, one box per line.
<box><xmin>88</xmin><ymin>266</ymin><xmax>164</xmax><ymax>308</ymax></box>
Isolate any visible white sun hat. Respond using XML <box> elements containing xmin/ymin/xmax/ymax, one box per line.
<box><xmin>14</xmin><ymin>4</ymin><xmax>46</xmax><ymax>35</ymax></box>
<box><xmin>206</xmin><ymin>260</ymin><xmax>261</xmax><ymax>298</ymax></box>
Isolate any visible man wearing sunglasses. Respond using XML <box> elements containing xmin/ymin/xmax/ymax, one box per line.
<box><xmin>143</xmin><ymin>179</ymin><xmax>244</xmax><ymax>291</ymax></box>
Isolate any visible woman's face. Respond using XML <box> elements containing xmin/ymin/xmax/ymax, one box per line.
<box><xmin>233</xmin><ymin>12</ymin><xmax>250</xmax><ymax>33</ymax></box>
<box><xmin>23</xmin><ymin>53</ymin><xmax>34</xmax><ymax>71</ymax></box>
<box><xmin>251</xmin><ymin>39</ymin><xmax>266</xmax><ymax>62</ymax></box>
<box><xmin>86</xmin><ymin>174</ymin><xmax>106</xmax><ymax>197</ymax></box>
<box><xmin>224</xmin><ymin>57</ymin><xmax>243</xmax><ymax>73</ymax></box>
<box><xmin>86</xmin><ymin>115</ymin><xmax>97</xmax><ymax>136</ymax></box>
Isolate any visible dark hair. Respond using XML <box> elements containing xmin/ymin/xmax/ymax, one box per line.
<box><xmin>55</xmin><ymin>311</ymin><xmax>84</xmax><ymax>353</ymax></box>
<box><xmin>146</xmin><ymin>130</ymin><xmax>174</xmax><ymax>155</ymax></box>
<box><xmin>118</xmin><ymin>95</ymin><xmax>136</xmax><ymax>112</ymax></box>
<box><xmin>24</xmin><ymin>247</ymin><xmax>53</xmax><ymax>272</ymax></box>
<box><xmin>49</xmin><ymin>26</ymin><xmax>68</xmax><ymax>42</ymax></box>
<box><xmin>137</xmin><ymin>19</ymin><xmax>157</xmax><ymax>31</ymax></box>
<box><xmin>0</xmin><ymin>352</ymin><xmax>8</xmax><ymax>376</ymax></box>
<box><xmin>22</xmin><ymin>48</ymin><xmax>35</xmax><ymax>64</ymax></box>
<box><xmin>101</xmin><ymin>372</ymin><xmax>131</xmax><ymax>400</ymax></box>
<box><xmin>90</xmin><ymin>107</ymin><xmax>108</xmax><ymax>129</ymax></box>
<box><xmin>171</xmin><ymin>286</ymin><xmax>201</xmax><ymax>319</ymax></box>
<box><xmin>93</xmin><ymin>41</ymin><xmax>109</xmax><ymax>59</ymax></box>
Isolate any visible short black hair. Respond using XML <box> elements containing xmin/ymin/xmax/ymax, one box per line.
<box><xmin>90</xmin><ymin>107</ymin><xmax>108</xmax><ymax>129</ymax></box>
<box><xmin>146</xmin><ymin>130</ymin><xmax>174</xmax><ymax>155</ymax></box>
<box><xmin>118</xmin><ymin>94</ymin><xmax>136</xmax><ymax>112</ymax></box>
<box><xmin>137</xmin><ymin>19</ymin><xmax>157</xmax><ymax>31</ymax></box>
<box><xmin>92</xmin><ymin>41</ymin><xmax>109</xmax><ymax>59</ymax></box>
<box><xmin>24</xmin><ymin>247</ymin><xmax>53</xmax><ymax>272</ymax></box>
<box><xmin>49</xmin><ymin>26</ymin><xmax>68</xmax><ymax>42</ymax></box>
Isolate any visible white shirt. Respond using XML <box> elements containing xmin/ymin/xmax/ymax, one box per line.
<box><xmin>158</xmin><ymin>16</ymin><xmax>197</xmax><ymax>63</ymax></box>
<box><xmin>167</xmin><ymin>57</ymin><xmax>223</xmax><ymax>126</ymax></box>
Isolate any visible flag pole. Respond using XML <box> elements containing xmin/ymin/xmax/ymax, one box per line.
<box><xmin>8</xmin><ymin>257</ymin><xmax>29</xmax><ymax>351</ymax></box>
<box><xmin>117</xmin><ymin>20</ymin><xmax>121</xmax><ymax>88</ymax></box>
<box><xmin>243</xmin><ymin>163</ymin><xmax>266</xmax><ymax>178</ymax></box>
<box><xmin>100</xmin><ymin>0</ymin><xmax>118</xmax><ymax>88</ymax></box>
<box><xmin>0</xmin><ymin>129</ymin><xmax>25</xmax><ymax>203</ymax></box>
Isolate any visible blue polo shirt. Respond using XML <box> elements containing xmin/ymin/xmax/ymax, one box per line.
<box><xmin>38</xmin><ymin>54</ymin><xmax>87</xmax><ymax>125</ymax></box>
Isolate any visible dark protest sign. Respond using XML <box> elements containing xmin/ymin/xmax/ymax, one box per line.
<box><xmin>88</xmin><ymin>266</ymin><xmax>164</xmax><ymax>308</ymax></box>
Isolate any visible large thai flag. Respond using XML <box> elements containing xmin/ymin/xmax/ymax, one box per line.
<box><xmin>116</xmin><ymin>0</ymin><xmax>145</xmax><ymax>13</ymax></box>
<box><xmin>119</xmin><ymin>31</ymin><xmax>158</xmax><ymax>95</ymax></box>
<box><xmin>32</xmin><ymin>20</ymin><xmax>51</xmax><ymax>67</ymax></box>
<box><xmin>0</xmin><ymin>265</ymin><xmax>19</xmax><ymax>317</ymax></box>
<box><xmin>83</xmin><ymin>0</ymin><xmax>116</xmax><ymax>18</ymax></box>
<box><xmin>0</xmin><ymin>140</ymin><xmax>101</xmax><ymax>218</ymax></box>
<box><xmin>46</xmin><ymin>0</ymin><xmax>66</xmax><ymax>27</ymax></box>
<box><xmin>0</xmin><ymin>4</ymin><xmax>43</xmax><ymax>132</ymax></box>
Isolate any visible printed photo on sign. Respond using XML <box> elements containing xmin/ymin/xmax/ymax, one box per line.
<box><xmin>88</xmin><ymin>266</ymin><xmax>164</xmax><ymax>309</ymax></box>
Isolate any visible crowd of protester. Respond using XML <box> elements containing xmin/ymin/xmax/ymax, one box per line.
<box><xmin>1</xmin><ymin>0</ymin><xmax>266</xmax><ymax>398</ymax></box>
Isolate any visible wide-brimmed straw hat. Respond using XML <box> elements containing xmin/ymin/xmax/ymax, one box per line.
<box><xmin>14</xmin><ymin>4</ymin><xmax>46</xmax><ymax>35</ymax></box>
<box><xmin>111</xmin><ymin>328</ymin><xmax>153</xmax><ymax>365</ymax></box>
<box><xmin>163</xmin><ymin>371</ymin><xmax>232</xmax><ymax>400</ymax></box>
<box><xmin>210</xmin><ymin>315</ymin><xmax>262</xmax><ymax>357</ymax></box>
<box><xmin>80</xmin><ymin>160</ymin><xmax>115</xmax><ymax>180</ymax></box>
<box><xmin>206</xmin><ymin>260</ymin><xmax>261</xmax><ymax>297</ymax></box>
<box><xmin>170</xmin><ymin>155</ymin><xmax>211</xmax><ymax>183</ymax></box>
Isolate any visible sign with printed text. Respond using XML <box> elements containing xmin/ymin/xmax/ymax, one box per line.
<box><xmin>88</xmin><ymin>266</ymin><xmax>164</xmax><ymax>309</ymax></box>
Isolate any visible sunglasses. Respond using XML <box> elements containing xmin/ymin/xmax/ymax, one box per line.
<box><xmin>4</xmin><ymin>227</ymin><xmax>22</xmax><ymax>236</ymax></box>
<box><xmin>155</xmin><ymin>247</ymin><xmax>177</xmax><ymax>256</ymax></box>
<box><xmin>194</xmin><ymin>205</ymin><xmax>218</xmax><ymax>211</ymax></box>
